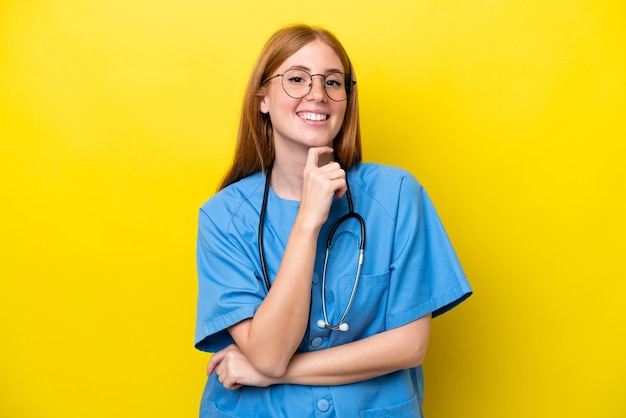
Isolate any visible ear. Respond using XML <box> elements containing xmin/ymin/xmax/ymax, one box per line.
<box><xmin>259</xmin><ymin>89</ymin><xmax>270</xmax><ymax>114</ymax></box>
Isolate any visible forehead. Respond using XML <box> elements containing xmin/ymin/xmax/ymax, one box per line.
<box><xmin>279</xmin><ymin>40</ymin><xmax>345</xmax><ymax>73</ymax></box>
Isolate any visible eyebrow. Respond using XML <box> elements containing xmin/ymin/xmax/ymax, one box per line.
<box><xmin>286</xmin><ymin>64</ymin><xmax>345</xmax><ymax>73</ymax></box>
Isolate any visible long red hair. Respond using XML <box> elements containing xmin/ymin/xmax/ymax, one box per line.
<box><xmin>219</xmin><ymin>24</ymin><xmax>362</xmax><ymax>190</ymax></box>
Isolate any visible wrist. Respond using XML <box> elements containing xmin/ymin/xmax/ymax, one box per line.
<box><xmin>292</xmin><ymin>213</ymin><xmax>323</xmax><ymax>238</ymax></box>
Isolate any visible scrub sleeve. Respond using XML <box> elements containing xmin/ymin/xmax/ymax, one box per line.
<box><xmin>194</xmin><ymin>176</ymin><xmax>266</xmax><ymax>352</ymax></box>
<box><xmin>386</xmin><ymin>172</ymin><xmax>471</xmax><ymax>327</ymax></box>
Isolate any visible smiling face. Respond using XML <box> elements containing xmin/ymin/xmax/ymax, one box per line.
<box><xmin>259</xmin><ymin>40</ymin><xmax>348</xmax><ymax>161</ymax></box>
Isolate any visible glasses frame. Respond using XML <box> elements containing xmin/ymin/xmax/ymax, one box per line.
<box><xmin>262</xmin><ymin>69</ymin><xmax>357</xmax><ymax>102</ymax></box>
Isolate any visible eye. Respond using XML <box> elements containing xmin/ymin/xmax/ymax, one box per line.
<box><xmin>284</xmin><ymin>69</ymin><xmax>310</xmax><ymax>85</ymax></box>
<box><xmin>325</xmin><ymin>73</ymin><xmax>345</xmax><ymax>88</ymax></box>
<box><xmin>326</xmin><ymin>79</ymin><xmax>342</xmax><ymax>88</ymax></box>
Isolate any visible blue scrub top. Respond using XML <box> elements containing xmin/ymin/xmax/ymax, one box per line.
<box><xmin>195</xmin><ymin>163</ymin><xmax>472</xmax><ymax>418</ymax></box>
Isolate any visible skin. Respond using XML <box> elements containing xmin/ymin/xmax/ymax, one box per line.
<box><xmin>208</xmin><ymin>40</ymin><xmax>432</xmax><ymax>389</ymax></box>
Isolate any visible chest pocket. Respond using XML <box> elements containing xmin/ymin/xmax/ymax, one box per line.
<box><xmin>336</xmin><ymin>270</ymin><xmax>390</xmax><ymax>340</ymax></box>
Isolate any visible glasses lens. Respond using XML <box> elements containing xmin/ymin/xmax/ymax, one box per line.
<box><xmin>282</xmin><ymin>69</ymin><xmax>311</xmax><ymax>99</ymax></box>
<box><xmin>324</xmin><ymin>72</ymin><xmax>347</xmax><ymax>101</ymax></box>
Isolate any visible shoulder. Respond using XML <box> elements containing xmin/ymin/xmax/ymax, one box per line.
<box><xmin>345</xmin><ymin>162</ymin><xmax>425</xmax><ymax>221</ymax></box>
<box><xmin>348</xmin><ymin>162</ymin><xmax>423</xmax><ymax>198</ymax></box>
<box><xmin>199</xmin><ymin>172</ymin><xmax>265</xmax><ymax>224</ymax></box>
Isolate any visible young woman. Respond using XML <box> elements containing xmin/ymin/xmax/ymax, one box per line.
<box><xmin>195</xmin><ymin>24</ymin><xmax>472</xmax><ymax>417</ymax></box>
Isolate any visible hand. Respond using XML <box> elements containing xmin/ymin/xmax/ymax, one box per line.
<box><xmin>299</xmin><ymin>147</ymin><xmax>347</xmax><ymax>228</ymax></box>
<box><xmin>207</xmin><ymin>344</ymin><xmax>274</xmax><ymax>390</ymax></box>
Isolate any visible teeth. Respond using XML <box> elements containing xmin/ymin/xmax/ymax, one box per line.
<box><xmin>300</xmin><ymin>112</ymin><xmax>327</xmax><ymax>121</ymax></box>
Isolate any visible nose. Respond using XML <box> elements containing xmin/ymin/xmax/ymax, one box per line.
<box><xmin>306</xmin><ymin>74</ymin><xmax>327</xmax><ymax>102</ymax></box>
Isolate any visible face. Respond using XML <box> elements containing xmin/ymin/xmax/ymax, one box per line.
<box><xmin>260</xmin><ymin>40</ymin><xmax>348</xmax><ymax>158</ymax></box>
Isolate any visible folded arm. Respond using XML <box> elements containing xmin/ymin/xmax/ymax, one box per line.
<box><xmin>209</xmin><ymin>314</ymin><xmax>431</xmax><ymax>389</ymax></box>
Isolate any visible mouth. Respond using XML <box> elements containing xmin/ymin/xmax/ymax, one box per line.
<box><xmin>297</xmin><ymin>112</ymin><xmax>329</xmax><ymax>122</ymax></box>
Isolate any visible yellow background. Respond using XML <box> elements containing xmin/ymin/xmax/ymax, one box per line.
<box><xmin>1</xmin><ymin>1</ymin><xmax>624</xmax><ymax>417</ymax></box>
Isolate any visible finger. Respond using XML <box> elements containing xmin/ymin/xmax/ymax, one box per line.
<box><xmin>220</xmin><ymin>368</ymin><xmax>242</xmax><ymax>391</ymax></box>
<box><xmin>317</xmin><ymin>162</ymin><xmax>346</xmax><ymax>183</ymax></box>
<box><xmin>216</xmin><ymin>365</ymin><xmax>225</xmax><ymax>384</ymax></box>
<box><xmin>225</xmin><ymin>379</ymin><xmax>242</xmax><ymax>390</ymax></box>
<box><xmin>206</xmin><ymin>344</ymin><xmax>236</xmax><ymax>375</ymax></box>
<box><xmin>207</xmin><ymin>355</ymin><xmax>221</xmax><ymax>376</ymax></box>
<box><xmin>317</xmin><ymin>163</ymin><xmax>346</xmax><ymax>196</ymax></box>
<box><xmin>305</xmin><ymin>146</ymin><xmax>334</xmax><ymax>169</ymax></box>
<box><xmin>207</xmin><ymin>349</ymin><xmax>228</xmax><ymax>374</ymax></box>
<box><xmin>333</xmin><ymin>178</ymin><xmax>347</xmax><ymax>198</ymax></box>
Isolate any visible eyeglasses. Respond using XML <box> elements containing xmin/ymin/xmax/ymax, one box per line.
<box><xmin>262</xmin><ymin>69</ymin><xmax>356</xmax><ymax>102</ymax></box>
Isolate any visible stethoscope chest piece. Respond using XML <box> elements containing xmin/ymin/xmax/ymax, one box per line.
<box><xmin>317</xmin><ymin>318</ymin><xmax>349</xmax><ymax>331</ymax></box>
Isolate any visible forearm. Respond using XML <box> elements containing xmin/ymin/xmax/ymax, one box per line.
<box><xmin>229</xmin><ymin>216</ymin><xmax>320</xmax><ymax>376</ymax></box>
<box><xmin>274</xmin><ymin>314</ymin><xmax>431</xmax><ymax>386</ymax></box>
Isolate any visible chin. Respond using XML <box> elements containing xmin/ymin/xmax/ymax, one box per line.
<box><xmin>303</xmin><ymin>135</ymin><xmax>336</xmax><ymax>148</ymax></box>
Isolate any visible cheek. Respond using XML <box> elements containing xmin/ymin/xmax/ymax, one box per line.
<box><xmin>333</xmin><ymin>103</ymin><xmax>348</xmax><ymax>124</ymax></box>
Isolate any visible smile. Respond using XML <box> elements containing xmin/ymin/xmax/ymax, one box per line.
<box><xmin>298</xmin><ymin>112</ymin><xmax>328</xmax><ymax>121</ymax></box>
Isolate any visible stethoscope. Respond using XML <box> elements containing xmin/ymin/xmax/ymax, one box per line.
<box><xmin>258</xmin><ymin>163</ymin><xmax>366</xmax><ymax>332</ymax></box>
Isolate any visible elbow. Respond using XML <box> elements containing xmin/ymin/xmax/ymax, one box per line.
<box><xmin>254</xmin><ymin>358</ymin><xmax>289</xmax><ymax>378</ymax></box>
<box><xmin>406</xmin><ymin>314</ymin><xmax>431</xmax><ymax>367</ymax></box>
<box><xmin>403</xmin><ymin>328</ymin><xmax>430</xmax><ymax>368</ymax></box>
<box><xmin>409</xmin><ymin>344</ymin><xmax>428</xmax><ymax>368</ymax></box>
<box><xmin>399</xmin><ymin>342</ymin><xmax>428</xmax><ymax>369</ymax></box>
<box><xmin>247</xmin><ymin>351</ymin><xmax>291</xmax><ymax>378</ymax></box>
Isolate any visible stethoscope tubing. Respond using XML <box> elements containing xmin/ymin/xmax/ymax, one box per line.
<box><xmin>258</xmin><ymin>162</ymin><xmax>366</xmax><ymax>332</ymax></box>
<box><xmin>318</xmin><ymin>219</ymin><xmax>365</xmax><ymax>331</ymax></box>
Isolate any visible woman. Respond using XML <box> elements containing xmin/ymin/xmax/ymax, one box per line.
<box><xmin>195</xmin><ymin>24</ymin><xmax>472</xmax><ymax>417</ymax></box>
